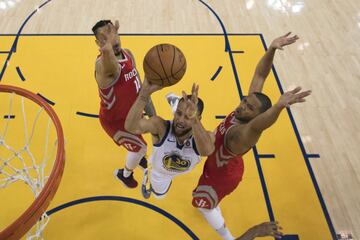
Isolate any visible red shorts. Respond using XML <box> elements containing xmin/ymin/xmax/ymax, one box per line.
<box><xmin>100</xmin><ymin>117</ymin><xmax>146</xmax><ymax>152</ymax></box>
<box><xmin>192</xmin><ymin>171</ymin><xmax>243</xmax><ymax>209</ymax></box>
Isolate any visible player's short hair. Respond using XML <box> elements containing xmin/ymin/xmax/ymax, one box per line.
<box><xmin>253</xmin><ymin>92</ymin><xmax>272</xmax><ymax>113</ymax></box>
<box><xmin>179</xmin><ymin>95</ymin><xmax>204</xmax><ymax>116</ymax></box>
<box><xmin>92</xmin><ymin>20</ymin><xmax>113</xmax><ymax>37</ymax></box>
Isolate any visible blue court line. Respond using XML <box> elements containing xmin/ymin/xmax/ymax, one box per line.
<box><xmin>253</xmin><ymin>147</ymin><xmax>275</xmax><ymax>221</ymax></box>
<box><xmin>76</xmin><ymin>111</ymin><xmax>99</xmax><ymax>118</ymax></box>
<box><xmin>197</xmin><ymin>0</ymin><xmax>230</xmax><ymax>52</ymax></box>
<box><xmin>215</xmin><ymin>115</ymin><xmax>226</xmax><ymax>119</ymax></box>
<box><xmin>46</xmin><ymin>195</ymin><xmax>199</xmax><ymax>240</ymax></box>
<box><xmin>0</xmin><ymin>51</ymin><xmax>10</xmax><ymax>54</ymax></box>
<box><xmin>210</xmin><ymin>66</ymin><xmax>223</xmax><ymax>81</ymax></box>
<box><xmin>3</xmin><ymin>115</ymin><xmax>15</xmax><ymax>119</ymax></box>
<box><xmin>197</xmin><ymin>0</ymin><xmax>243</xmax><ymax>100</ymax></box>
<box><xmin>36</xmin><ymin>93</ymin><xmax>55</xmax><ymax>106</ymax></box>
<box><xmin>231</xmin><ymin>51</ymin><xmax>245</xmax><ymax>54</ymax></box>
<box><xmin>259</xmin><ymin>34</ymin><xmax>336</xmax><ymax>239</ymax></box>
<box><xmin>16</xmin><ymin>66</ymin><xmax>25</xmax><ymax>81</ymax></box>
<box><xmin>0</xmin><ymin>33</ymin><xmax>262</xmax><ymax>36</ymax></box>
<box><xmin>257</xmin><ymin>154</ymin><xmax>275</xmax><ymax>159</ymax></box>
<box><xmin>0</xmin><ymin>0</ymin><xmax>52</xmax><ymax>81</ymax></box>
<box><xmin>307</xmin><ymin>154</ymin><xmax>320</xmax><ymax>158</ymax></box>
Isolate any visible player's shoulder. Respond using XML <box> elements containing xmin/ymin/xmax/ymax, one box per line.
<box><xmin>123</xmin><ymin>49</ymin><xmax>134</xmax><ymax>59</ymax></box>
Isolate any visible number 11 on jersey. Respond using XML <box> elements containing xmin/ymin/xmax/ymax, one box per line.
<box><xmin>134</xmin><ymin>76</ymin><xmax>141</xmax><ymax>93</ymax></box>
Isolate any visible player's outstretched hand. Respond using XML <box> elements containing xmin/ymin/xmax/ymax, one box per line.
<box><xmin>182</xmin><ymin>83</ymin><xmax>199</xmax><ymax>120</ymax></box>
<box><xmin>97</xmin><ymin>20</ymin><xmax>119</xmax><ymax>53</ymax></box>
<box><xmin>278</xmin><ymin>86</ymin><xmax>311</xmax><ymax>108</ymax></box>
<box><xmin>141</xmin><ymin>77</ymin><xmax>163</xmax><ymax>96</ymax></box>
<box><xmin>235</xmin><ymin>221</ymin><xmax>283</xmax><ymax>240</ymax></box>
<box><xmin>270</xmin><ymin>32</ymin><xmax>299</xmax><ymax>50</ymax></box>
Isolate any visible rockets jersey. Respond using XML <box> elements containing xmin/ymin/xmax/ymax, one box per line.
<box><xmin>97</xmin><ymin>49</ymin><xmax>141</xmax><ymax>122</ymax></box>
<box><xmin>150</xmin><ymin>121</ymin><xmax>201</xmax><ymax>177</ymax></box>
<box><xmin>203</xmin><ymin>112</ymin><xmax>244</xmax><ymax>180</ymax></box>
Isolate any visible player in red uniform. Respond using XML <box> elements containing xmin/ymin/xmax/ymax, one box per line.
<box><xmin>92</xmin><ymin>20</ymin><xmax>156</xmax><ymax>188</ymax></box>
<box><xmin>192</xmin><ymin>33</ymin><xmax>310</xmax><ymax>239</ymax></box>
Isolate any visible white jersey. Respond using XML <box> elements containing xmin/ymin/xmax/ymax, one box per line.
<box><xmin>150</xmin><ymin>121</ymin><xmax>201</xmax><ymax>178</ymax></box>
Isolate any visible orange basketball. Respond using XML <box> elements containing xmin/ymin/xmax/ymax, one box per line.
<box><xmin>143</xmin><ymin>44</ymin><xmax>187</xmax><ymax>86</ymax></box>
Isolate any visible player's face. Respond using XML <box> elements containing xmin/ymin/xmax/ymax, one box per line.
<box><xmin>234</xmin><ymin>94</ymin><xmax>262</xmax><ymax>122</ymax></box>
<box><xmin>172</xmin><ymin>101</ymin><xmax>193</xmax><ymax>137</ymax></box>
<box><xmin>96</xmin><ymin>26</ymin><xmax>122</xmax><ymax>56</ymax></box>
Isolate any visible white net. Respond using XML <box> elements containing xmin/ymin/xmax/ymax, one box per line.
<box><xmin>0</xmin><ymin>91</ymin><xmax>59</xmax><ymax>239</ymax></box>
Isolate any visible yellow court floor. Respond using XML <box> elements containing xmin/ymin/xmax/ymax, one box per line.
<box><xmin>0</xmin><ymin>34</ymin><xmax>335</xmax><ymax>239</ymax></box>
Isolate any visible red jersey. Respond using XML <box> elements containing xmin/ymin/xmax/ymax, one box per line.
<box><xmin>98</xmin><ymin>50</ymin><xmax>141</xmax><ymax>122</ymax></box>
<box><xmin>192</xmin><ymin>112</ymin><xmax>245</xmax><ymax>209</ymax></box>
<box><xmin>203</xmin><ymin>111</ymin><xmax>244</xmax><ymax>180</ymax></box>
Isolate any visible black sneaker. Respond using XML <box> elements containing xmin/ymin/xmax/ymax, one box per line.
<box><xmin>138</xmin><ymin>157</ymin><xmax>148</xmax><ymax>170</ymax></box>
<box><xmin>114</xmin><ymin>169</ymin><xmax>138</xmax><ymax>188</ymax></box>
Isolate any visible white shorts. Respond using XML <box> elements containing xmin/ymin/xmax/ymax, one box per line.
<box><xmin>150</xmin><ymin>170</ymin><xmax>173</xmax><ymax>198</ymax></box>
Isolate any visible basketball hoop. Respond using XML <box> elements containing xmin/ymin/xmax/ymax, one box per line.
<box><xmin>0</xmin><ymin>85</ymin><xmax>65</xmax><ymax>240</ymax></box>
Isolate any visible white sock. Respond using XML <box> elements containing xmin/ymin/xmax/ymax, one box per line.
<box><xmin>123</xmin><ymin>167</ymin><xmax>132</xmax><ymax>178</ymax></box>
<box><xmin>198</xmin><ymin>207</ymin><xmax>234</xmax><ymax>240</ymax></box>
<box><xmin>123</xmin><ymin>146</ymin><xmax>147</xmax><ymax>177</ymax></box>
<box><xmin>217</xmin><ymin>224</ymin><xmax>234</xmax><ymax>240</ymax></box>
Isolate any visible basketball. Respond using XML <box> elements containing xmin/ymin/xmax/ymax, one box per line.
<box><xmin>143</xmin><ymin>43</ymin><xmax>187</xmax><ymax>86</ymax></box>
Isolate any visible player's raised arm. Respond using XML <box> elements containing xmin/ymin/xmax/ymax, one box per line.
<box><xmin>125</xmin><ymin>79</ymin><xmax>165</xmax><ymax>136</ymax></box>
<box><xmin>248</xmin><ymin>32</ymin><xmax>299</xmax><ymax>95</ymax></box>
<box><xmin>248</xmin><ymin>87</ymin><xmax>311</xmax><ymax>133</ymax></box>
<box><xmin>182</xmin><ymin>84</ymin><xmax>215</xmax><ymax>156</ymax></box>
<box><xmin>235</xmin><ymin>221</ymin><xmax>283</xmax><ymax>240</ymax></box>
<box><xmin>124</xmin><ymin>48</ymin><xmax>157</xmax><ymax>117</ymax></box>
<box><xmin>94</xmin><ymin>20</ymin><xmax>121</xmax><ymax>89</ymax></box>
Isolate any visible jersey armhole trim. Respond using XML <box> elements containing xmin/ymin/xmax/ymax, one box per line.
<box><xmin>223</xmin><ymin>125</ymin><xmax>239</xmax><ymax>157</ymax></box>
<box><xmin>192</xmin><ymin>138</ymin><xmax>200</xmax><ymax>156</ymax></box>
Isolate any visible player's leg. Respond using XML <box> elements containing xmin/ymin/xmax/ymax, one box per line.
<box><xmin>198</xmin><ymin>207</ymin><xmax>234</xmax><ymax>240</ymax></box>
<box><xmin>192</xmin><ymin>183</ymin><xmax>234</xmax><ymax>240</ymax></box>
<box><xmin>123</xmin><ymin>145</ymin><xmax>147</xmax><ymax>176</ymax></box>
<box><xmin>149</xmin><ymin>170</ymin><xmax>172</xmax><ymax>199</ymax></box>
<box><xmin>114</xmin><ymin>131</ymin><xmax>148</xmax><ymax>188</ymax></box>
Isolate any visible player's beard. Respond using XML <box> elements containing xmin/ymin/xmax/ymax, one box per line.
<box><xmin>172</xmin><ymin>124</ymin><xmax>192</xmax><ymax>138</ymax></box>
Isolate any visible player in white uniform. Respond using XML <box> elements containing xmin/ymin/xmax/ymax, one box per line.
<box><xmin>125</xmin><ymin>81</ymin><xmax>215</xmax><ymax>198</ymax></box>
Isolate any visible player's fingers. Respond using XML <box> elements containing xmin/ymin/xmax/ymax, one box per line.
<box><xmin>182</xmin><ymin>91</ymin><xmax>188</xmax><ymax>102</ymax></box>
<box><xmin>292</xmin><ymin>35</ymin><xmax>299</xmax><ymax>40</ymax></box>
<box><xmin>290</xmin><ymin>86</ymin><xmax>302</xmax><ymax>94</ymax></box>
<box><xmin>191</xmin><ymin>83</ymin><xmax>196</xmax><ymax>95</ymax></box>
<box><xmin>106</xmin><ymin>23</ymin><xmax>112</xmax><ymax>33</ymax></box>
<box><xmin>114</xmin><ymin>20</ymin><xmax>120</xmax><ymax>31</ymax></box>
<box><xmin>193</xmin><ymin>84</ymin><xmax>199</xmax><ymax>100</ymax></box>
<box><xmin>297</xmin><ymin>90</ymin><xmax>312</xmax><ymax>98</ymax></box>
<box><xmin>283</xmin><ymin>32</ymin><xmax>291</xmax><ymax>37</ymax></box>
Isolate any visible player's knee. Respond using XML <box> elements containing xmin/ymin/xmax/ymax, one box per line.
<box><xmin>192</xmin><ymin>186</ymin><xmax>219</xmax><ymax>209</ymax></box>
<box><xmin>150</xmin><ymin>180</ymin><xmax>171</xmax><ymax>199</ymax></box>
<box><xmin>192</xmin><ymin>196</ymin><xmax>214</xmax><ymax>210</ymax></box>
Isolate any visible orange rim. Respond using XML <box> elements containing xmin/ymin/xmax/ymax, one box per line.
<box><xmin>0</xmin><ymin>84</ymin><xmax>65</xmax><ymax>240</ymax></box>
